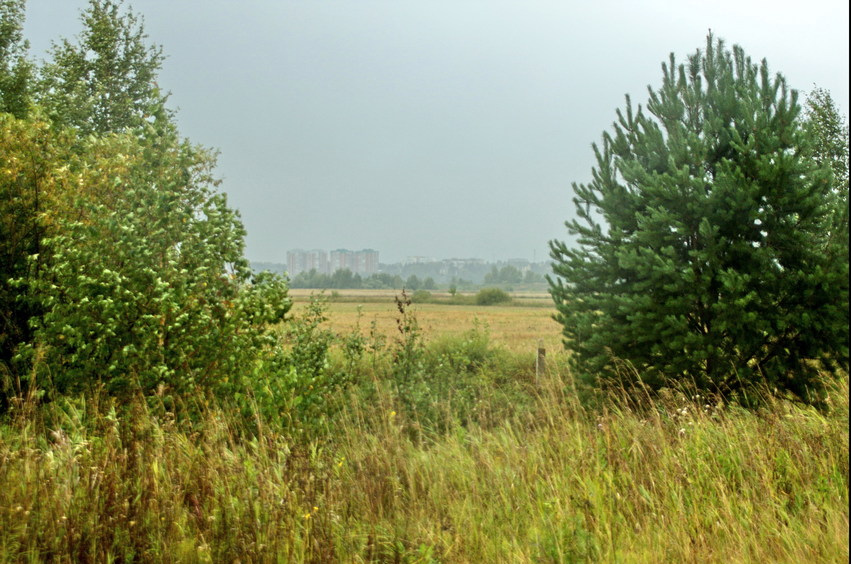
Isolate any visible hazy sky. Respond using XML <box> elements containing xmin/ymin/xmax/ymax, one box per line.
<box><xmin>21</xmin><ymin>1</ymin><xmax>850</xmax><ymax>264</ymax></box>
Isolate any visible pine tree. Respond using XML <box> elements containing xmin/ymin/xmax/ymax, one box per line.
<box><xmin>548</xmin><ymin>35</ymin><xmax>849</xmax><ymax>403</ymax></box>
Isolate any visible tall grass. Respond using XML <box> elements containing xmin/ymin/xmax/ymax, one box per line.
<box><xmin>1</xmin><ymin>332</ymin><xmax>848</xmax><ymax>562</ymax></box>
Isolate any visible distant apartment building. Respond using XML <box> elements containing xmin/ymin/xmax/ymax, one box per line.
<box><xmin>405</xmin><ymin>256</ymin><xmax>435</xmax><ymax>265</ymax></box>
<box><xmin>288</xmin><ymin>248</ymin><xmax>379</xmax><ymax>276</ymax></box>
<box><xmin>287</xmin><ymin>249</ymin><xmax>329</xmax><ymax>276</ymax></box>
<box><xmin>330</xmin><ymin>249</ymin><xmax>379</xmax><ymax>275</ymax></box>
<box><xmin>356</xmin><ymin>249</ymin><xmax>379</xmax><ymax>274</ymax></box>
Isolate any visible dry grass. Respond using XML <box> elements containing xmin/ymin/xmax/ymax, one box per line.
<box><xmin>288</xmin><ymin>289</ymin><xmax>564</xmax><ymax>354</ymax></box>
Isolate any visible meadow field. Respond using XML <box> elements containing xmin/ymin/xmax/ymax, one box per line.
<box><xmin>287</xmin><ymin>288</ymin><xmax>564</xmax><ymax>354</ymax></box>
<box><xmin>0</xmin><ymin>288</ymin><xmax>848</xmax><ymax>562</ymax></box>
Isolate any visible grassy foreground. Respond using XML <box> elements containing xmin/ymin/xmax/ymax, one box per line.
<box><xmin>1</xmin><ymin>383</ymin><xmax>847</xmax><ymax>562</ymax></box>
<box><xmin>0</xmin><ymin>299</ymin><xmax>848</xmax><ymax>562</ymax></box>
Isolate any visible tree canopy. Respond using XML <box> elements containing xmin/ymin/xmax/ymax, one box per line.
<box><xmin>804</xmin><ymin>86</ymin><xmax>849</xmax><ymax>252</ymax></box>
<box><xmin>549</xmin><ymin>35</ymin><xmax>849</xmax><ymax>404</ymax></box>
<box><xmin>38</xmin><ymin>0</ymin><xmax>169</xmax><ymax>135</ymax></box>
<box><xmin>0</xmin><ymin>0</ymin><xmax>32</xmax><ymax>117</ymax></box>
<box><xmin>1</xmin><ymin>0</ymin><xmax>290</xmax><ymax>408</ymax></box>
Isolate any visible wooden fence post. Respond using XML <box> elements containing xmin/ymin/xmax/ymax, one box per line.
<box><xmin>536</xmin><ymin>339</ymin><xmax>546</xmax><ymax>383</ymax></box>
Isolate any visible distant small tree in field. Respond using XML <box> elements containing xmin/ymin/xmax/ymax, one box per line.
<box><xmin>549</xmin><ymin>35</ymin><xmax>849</xmax><ymax>404</ymax></box>
<box><xmin>523</xmin><ymin>269</ymin><xmax>544</xmax><ymax>284</ymax></box>
<box><xmin>405</xmin><ymin>274</ymin><xmax>421</xmax><ymax>291</ymax></box>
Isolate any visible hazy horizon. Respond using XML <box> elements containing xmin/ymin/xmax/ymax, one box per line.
<box><xmin>22</xmin><ymin>1</ymin><xmax>850</xmax><ymax>264</ymax></box>
<box><xmin>253</xmin><ymin>252</ymin><xmax>552</xmax><ymax>266</ymax></box>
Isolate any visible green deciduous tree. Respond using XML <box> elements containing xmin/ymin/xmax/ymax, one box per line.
<box><xmin>803</xmin><ymin>86</ymin><xmax>849</xmax><ymax>252</ymax></box>
<box><xmin>24</xmin><ymin>134</ymin><xmax>231</xmax><ymax>395</ymax></box>
<box><xmin>4</xmin><ymin>114</ymin><xmax>291</xmax><ymax>400</ymax></box>
<box><xmin>523</xmin><ymin>269</ymin><xmax>544</xmax><ymax>284</ymax></box>
<box><xmin>0</xmin><ymin>0</ymin><xmax>32</xmax><ymax>117</ymax></box>
<box><xmin>484</xmin><ymin>265</ymin><xmax>523</xmax><ymax>285</ymax></box>
<box><xmin>405</xmin><ymin>274</ymin><xmax>421</xmax><ymax>291</ymax></box>
<box><xmin>0</xmin><ymin>115</ymin><xmax>73</xmax><ymax>390</ymax></box>
<box><xmin>38</xmin><ymin>0</ymin><xmax>168</xmax><ymax>135</ymax></box>
<box><xmin>2</xmin><ymin>0</ymin><xmax>291</xmax><ymax>407</ymax></box>
<box><xmin>549</xmin><ymin>35</ymin><xmax>849</xmax><ymax>403</ymax></box>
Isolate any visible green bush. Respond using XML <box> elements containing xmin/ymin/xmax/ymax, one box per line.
<box><xmin>381</xmin><ymin>300</ymin><xmax>529</xmax><ymax>433</ymax></box>
<box><xmin>411</xmin><ymin>289</ymin><xmax>432</xmax><ymax>303</ymax></box>
<box><xmin>9</xmin><ymin>127</ymin><xmax>292</xmax><ymax>401</ymax></box>
<box><xmin>475</xmin><ymin>287</ymin><xmax>511</xmax><ymax>306</ymax></box>
<box><xmin>244</xmin><ymin>295</ymin><xmax>351</xmax><ymax>434</ymax></box>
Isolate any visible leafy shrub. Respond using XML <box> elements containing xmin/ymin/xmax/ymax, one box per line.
<box><xmin>9</xmin><ymin>128</ymin><xmax>290</xmax><ymax>401</ymax></box>
<box><xmin>475</xmin><ymin>287</ymin><xmax>511</xmax><ymax>306</ymax></box>
<box><xmin>0</xmin><ymin>115</ymin><xmax>71</xmax><ymax>391</ymax></box>
<box><xmin>244</xmin><ymin>295</ymin><xmax>359</xmax><ymax>436</ymax></box>
<box><xmin>410</xmin><ymin>289</ymin><xmax>432</xmax><ymax>303</ymax></box>
<box><xmin>428</xmin><ymin>319</ymin><xmax>492</xmax><ymax>374</ymax></box>
<box><xmin>382</xmin><ymin>302</ymin><xmax>529</xmax><ymax>433</ymax></box>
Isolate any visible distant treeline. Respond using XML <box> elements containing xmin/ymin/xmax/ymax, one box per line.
<box><xmin>251</xmin><ymin>261</ymin><xmax>550</xmax><ymax>288</ymax></box>
<box><xmin>288</xmin><ymin>269</ymin><xmax>438</xmax><ymax>290</ymax></box>
<box><xmin>483</xmin><ymin>265</ymin><xmax>545</xmax><ymax>285</ymax></box>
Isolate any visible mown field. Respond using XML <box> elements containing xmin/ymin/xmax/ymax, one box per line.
<box><xmin>1</xmin><ymin>289</ymin><xmax>848</xmax><ymax>562</ymax></box>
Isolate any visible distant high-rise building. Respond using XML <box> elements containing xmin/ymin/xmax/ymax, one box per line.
<box><xmin>329</xmin><ymin>249</ymin><xmax>352</xmax><ymax>273</ymax></box>
<box><xmin>330</xmin><ymin>249</ymin><xmax>379</xmax><ymax>275</ymax></box>
<box><xmin>357</xmin><ymin>249</ymin><xmax>379</xmax><ymax>274</ymax></box>
<box><xmin>287</xmin><ymin>249</ymin><xmax>329</xmax><ymax>276</ymax></box>
<box><xmin>290</xmin><ymin>248</ymin><xmax>379</xmax><ymax>276</ymax></box>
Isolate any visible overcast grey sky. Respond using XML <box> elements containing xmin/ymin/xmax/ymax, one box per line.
<box><xmin>21</xmin><ymin>1</ymin><xmax>851</xmax><ymax>264</ymax></box>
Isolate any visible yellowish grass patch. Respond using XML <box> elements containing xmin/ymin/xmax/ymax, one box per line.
<box><xmin>287</xmin><ymin>289</ymin><xmax>564</xmax><ymax>353</ymax></box>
